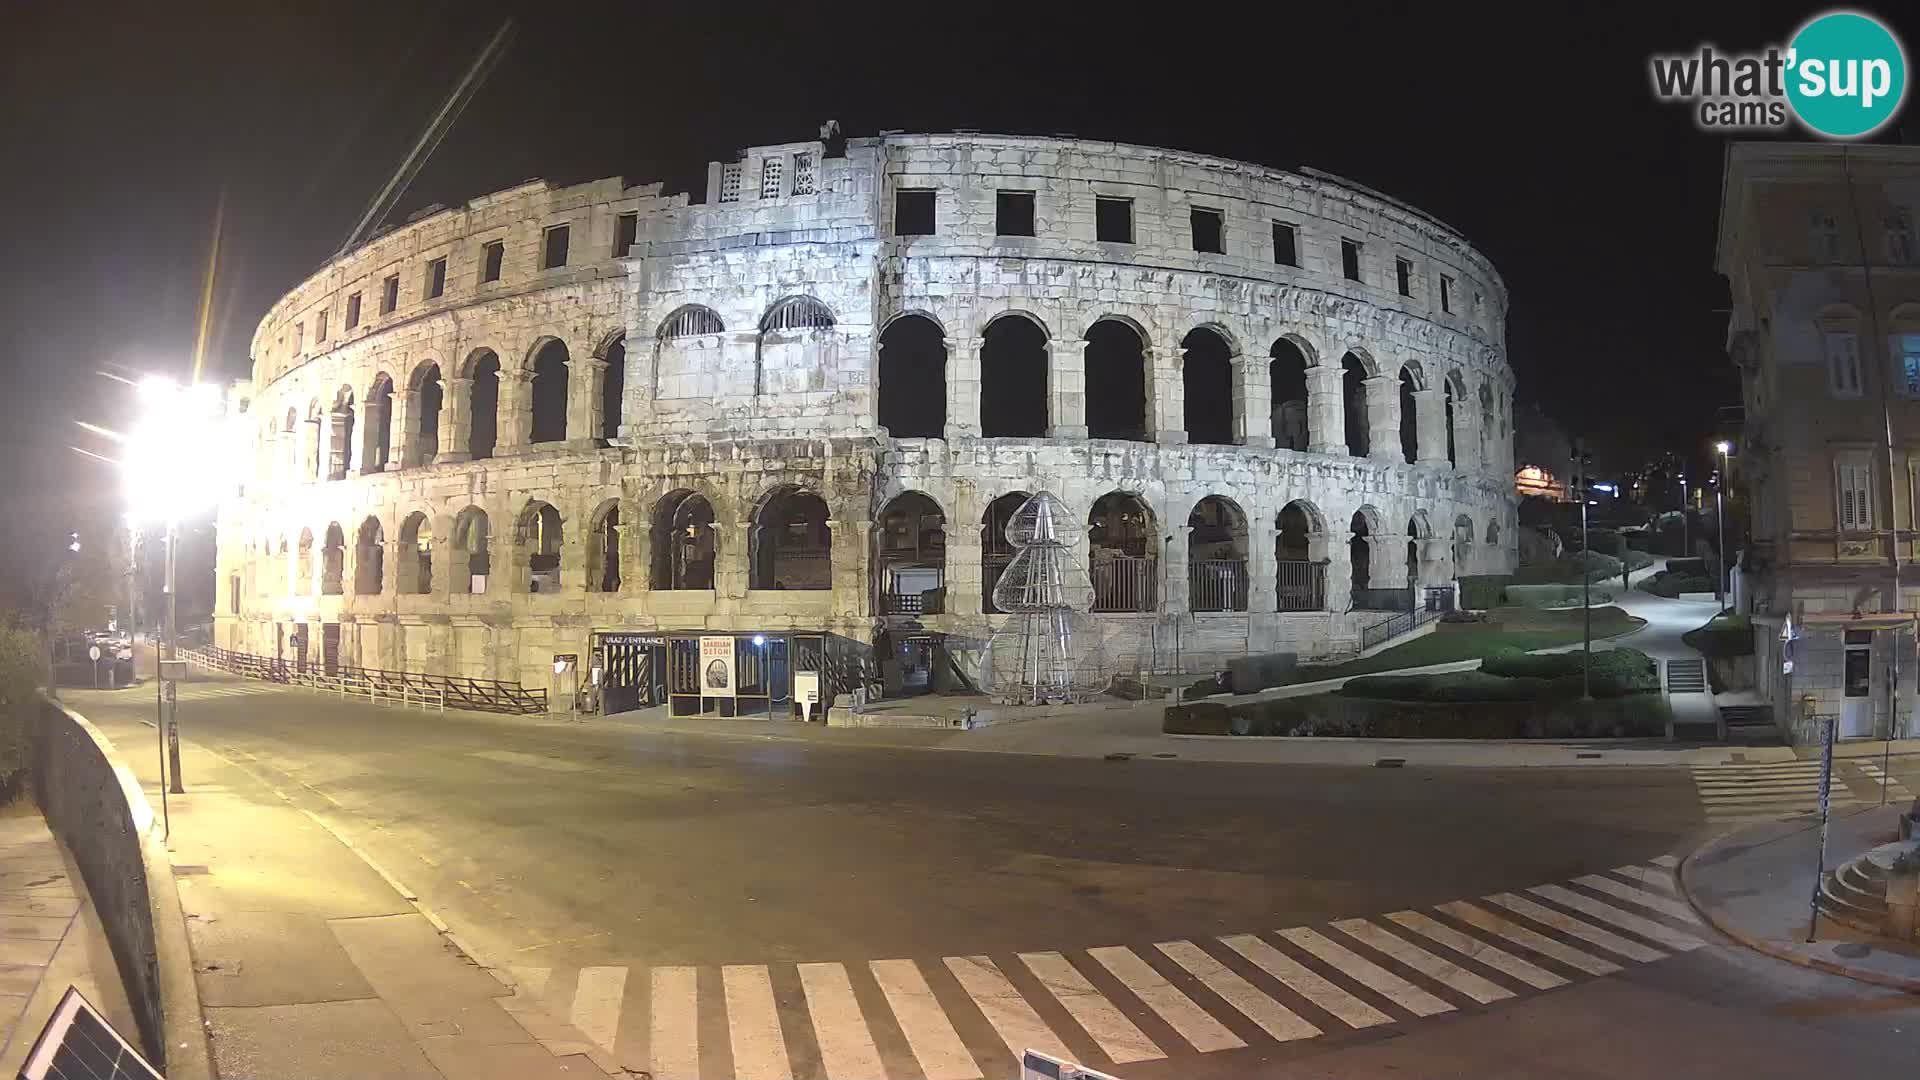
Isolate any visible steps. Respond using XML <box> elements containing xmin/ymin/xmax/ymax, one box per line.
<box><xmin>1719</xmin><ymin>705</ymin><xmax>1785</xmax><ymax>747</ymax></box>
<box><xmin>1666</xmin><ymin>658</ymin><xmax>1708</xmax><ymax>693</ymax></box>
<box><xmin>1817</xmin><ymin>839</ymin><xmax>1919</xmax><ymax>935</ymax></box>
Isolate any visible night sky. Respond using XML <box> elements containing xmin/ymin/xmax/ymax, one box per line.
<box><xmin>2</xmin><ymin>1</ymin><xmax>1913</xmax><ymax>562</ymax></box>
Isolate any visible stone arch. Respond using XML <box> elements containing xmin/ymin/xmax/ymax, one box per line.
<box><xmin>295</xmin><ymin>527</ymin><xmax>314</xmax><ymax>593</ymax></box>
<box><xmin>1444</xmin><ymin>369</ymin><xmax>1464</xmax><ymax>467</ymax></box>
<box><xmin>598</xmin><ymin>334</ymin><xmax>626</xmax><ymax>443</ymax></box>
<box><xmin>464</xmin><ymin>348</ymin><xmax>500</xmax><ymax>459</ymax></box>
<box><xmin>981</xmin><ymin>490</ymin><xmax>1033</xmax><ymax>614</ymax></box>
<box><xmin>980</xmin><ymin>312</ymin><xmax>1049</xmax><ymax>438</ymax></box>
<box><xmin>651</xmin><ymin>489</ymin><xmax>717</xmax><ymax>590</ymax></box>
<box><xmin>1478</xmin><ymin>381</ymin><xmax>1495</xmax><ymax>463</ymax></box>
<box><xmin>756</xmin><ymin>297</ymin><xmax>837</xmax><ymax>398</ymax></box>
<box><xmin>398</xmin><ymin>511</ymin><xmax>433</xmax><ymax>594</ymax></box>
<box><xmin>1181</xmin><ymin>327</ymin><xmax>1236</xmax><ymax>446</ymax></box>
<box><xmin>760</xmin><ymin>295</ymin><xmax>836</xmax><ymax>333</ymax></box>
<box><xmin>1089</xmin><ymin>490</ymin><xmax>1157</xmax><ymax>612</ymax></box>
<box><xmin>409</xmin><ymin>359</ymin><xmax>444</xmax><ymax>467</ymax></box>
<box><xmin>1341</xmin><ymin>352</ymin><xmax>1370</xmax><ymax>457</ymax></box>
<box><xmin>1398</xmin><ymin>366</ymin><xmax>1419</xmax><ymax>464</ymax></box>
<box><xmin>877</xmin><ymin>491</ymin><xmax>947</xmax><ymax>615</ymax></box>
<box><xmin>1452</xmin><ymin>513</ymin><xmax>1475</xmax><ymax>577</ymax></box>
<box><xmin>354</xmin><ymin>516</ymin><xmax>385</xmax><ymax>595</ymax></box>
<box><xmin>1085</xmin><ymin>318</ymin><xmax>1150</xmax><ymax>442</ymax></box>
<box><xmin>657</xmin><ymin>304</ymin><xmax>725</xmax><ymax>339</ymax></box>
<box><xmin>1187</xmin><ymin>495</ymin><xmax>1249</xmax><ymax>612</ymax></box>
<box><xmin>877</xmin><ymin>314</ymin><xmax>946</xmax><ymax>439</ymax></box>
<box><xmin>321</xmin><ymin>522</ymin><xmax>346</xmax><ymax>595</ymax></box>
<box><xmin>450</xmin><ymin>506</ymin><xmax>491</xmax><ymax>594</ymax></box>
<box><xmin>363</xmin><ymin>372</ymin><xmax>395</xmax><ymax>473</ymax></box>
<box><xmin>329</xmin><ymin>386</ymin><xmax>356</xmax><ymax>480</ymax></box>
<box><xmin>882</xmin><ymin>309</ymin><xmax>949</xmax><ymax>337</ymax></box>
<box><xmin>515</xmin><ymin>500</ymin><xmax>564</xmax><ymax>593</ymax></box>
<box><xmin>586</xmin><ymin>498</ymin><xmax>624</xmax><ymax>593</ymax></box>
<box><xmin>307</xmin><ymin>398</ymin><xmax>324</xmax><ymax>479</ymax></box>
<box><xmin>528</xmin><ymin>338</ymin><xmax>569</xmax><ymax>444</ymax></box>
<box><xmin>750</xmin><ymin>486</ymin><xmax>832</xmax><ymax>590</ymax></box>
<box><xmin>1276</xmin><ymin>500</ymin><xmax>1329</xmax><ymax>611</ymax></box>
<box><xmin>1269</xmin><ymin>337</ymin><xmax>1312</xmax><ymax>451</ymax></box>
<box><xmin>1486</xmin><ymin>519</ymin><xmax>1501</xmax><ymax>546</ymax></box>
<box><xmin>1348</xmin><ymin>506</ymin><xmax>1382</xmax><ymax>596</ymax></box>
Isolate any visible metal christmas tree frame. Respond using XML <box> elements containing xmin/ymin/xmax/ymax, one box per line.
<box><xmin>985</xmin><ymin>492</ymin><xmax>1112</xmax><ymax>704</ymax></box>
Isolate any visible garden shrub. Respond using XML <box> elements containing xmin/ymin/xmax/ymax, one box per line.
<box><xmin>0</xmin><ymin>618</ymin><xmax>39</xmax><ymax>797</ymax></box>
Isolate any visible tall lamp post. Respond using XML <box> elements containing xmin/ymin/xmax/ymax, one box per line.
<box><xmin>1676</xmin><ymin>473</ymin><xmax>1689</xmax><ymax>557</ymax></box>
<box><xmin>1714</xmin><ymin>441</ymin><xmax>1731</xmax><ymax>610</ymax></box>
<box><xmin>1573</xmin><ymin>440</ymin><xmax>1594</xmax><ymax>701</ymax></box>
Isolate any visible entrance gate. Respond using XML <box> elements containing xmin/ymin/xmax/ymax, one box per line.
<box><xmin>597</xmin><ymin>633</ymin><xmax>665</xmax><ymax>715</ymax></box>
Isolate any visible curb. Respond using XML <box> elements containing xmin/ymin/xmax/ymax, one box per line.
<box><xmin>1677</xmin><ymin>826</ymin><xmax>1920</xmax><ymax>995</ymax></box>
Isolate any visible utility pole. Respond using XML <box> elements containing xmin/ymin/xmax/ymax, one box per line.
<box><xmin>165</xmin><ymin>521</ymin><xmax>183</xmax><ymax>794</ymax></box>
<box><xmin>1574</xmin><ymin>439</ymin><xmax>1594</xmax><ymax>701</ymax></box>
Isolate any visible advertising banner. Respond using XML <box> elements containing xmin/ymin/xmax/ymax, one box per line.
<box><xmin>699</xmin><ymin>635</ymin><xmax>736</xmax><ymax>697</ymax></box>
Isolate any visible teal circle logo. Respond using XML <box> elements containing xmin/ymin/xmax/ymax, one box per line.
<box><xmin>1786</xmin><ymin>11</ymin><xmax>1908</xmax><ymax>138</ymax></box>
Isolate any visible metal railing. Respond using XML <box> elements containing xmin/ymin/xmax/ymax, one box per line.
<box><xmin>1358</xmin><ymin>603</ymin><xmax>1444</xmax><ymax>652</ymax></box>
<box><xmin>181</xmin><ymin>645</ymin><xmax>547</xmax><ymax>714</ymax></box>
<box><xmin>1189</xmin><ymin>559</ymin><xmax>1248</xmax><ymax>613</ymax></box>
<box><xmin>1276</xmin><ymin>560</ymin><xmax>1328</xmax><ymax>612</ymax></box>
<box><xmin>1091</xmin><ymin>555</ymin><xmax>1157</xmax><ymax>613</ymax></box>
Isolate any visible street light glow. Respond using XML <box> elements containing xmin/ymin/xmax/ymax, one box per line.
<box><xmin>123</xmin><ymin>377</ymin><xmax>234</xmax><ymax>525</ymax></box>
<box><xmin>1714</xmin><ymin>440</ymin><xmax>1731</xmax><ymax>455</ymax></box>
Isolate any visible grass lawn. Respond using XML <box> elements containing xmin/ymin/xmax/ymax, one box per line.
<box><xmin>1287</xmin><ymin>605</ymin><xmax>1645</xmax><ymax>682</ymax></box>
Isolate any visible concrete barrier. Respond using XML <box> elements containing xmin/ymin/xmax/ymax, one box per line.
<box><xmin>30</xmin><ymin>694</ymin><xmax>210</xmax><ymax>1077</ymax></box>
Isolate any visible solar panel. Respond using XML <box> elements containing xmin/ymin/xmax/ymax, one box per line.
<box><xmin>16</xmin><ymin>986</ymin><xmax>162</xmax><ymax>1080</ymax></box>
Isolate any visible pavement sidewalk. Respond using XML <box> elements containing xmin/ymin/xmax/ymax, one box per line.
<box><xmin>0</xmin><ymin>799</ymin><xmax>139</xmax><ymax>1074</ymax></box>
<box><xmin>105</xmin><ymin>711</ymin><xmax>605</xmax><ymax>1079</ymax></box>
<box><xmin>1680</xmin><ymin>803</ymin><xmax>1920</xmax><ymax>992</ymax></box>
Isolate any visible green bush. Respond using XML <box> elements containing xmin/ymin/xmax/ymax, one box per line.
<box><xmin>0</xmin><ymin>618</ymin><xmax>39</xmax><ymax>795</ymax></box>
<box><xmin>1683</xmin><ymin>614</ymin><xmax>1755</xmax><ymax>658</ymax></box>
<box><xmin>1342</xmin><ymin>671</ymin><xmax>1555</xmax><ymax>702</ymax></box>
<box><xmin>1504</xmin><ymin>583</ymin><xmax>1617</xmax><ymax>608</ymax></box>
<box><xmin>1641</xmin><ymin>570</ymin><xmax>1715</xmax><ymax>598</ymax></box>
<box><xmin>1207</xmin><ymin>690</ymin><xmax>1670</xmax><ymax>739</ymax></box>
<box><xmin>1458</xmin><ymin>574</ymin><xmax>1512</xmax><ymax>610</ymax></box>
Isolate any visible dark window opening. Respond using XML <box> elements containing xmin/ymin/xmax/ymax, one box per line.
<box><xmin>592</xmin><ymin>507</ymin><xmax>622</xmax><ymax>593</ymax></box>
<box><xmin>878</xmin><ymin>315</ymin><xmax>947</xmax><ymax>438</ymax></box>
<box><xmin>1349</xmin><ymin>512</ymin><xmax>1371</xmax><ymax>593</ymax></box>
<box><xmin>416</xmin><ymin>364</ymin><xmax>443</xmax><ymax>466</ymax></box>
<box><xmin>751</xmin><ymin>489</ymin><xmax>832</xmax><ymax>590</ymax></box>
<box><xmin>1085</xmin><ymin>320</ymin><xmax>1148</xmax><ymax>441</ymax></box>
<box><xmin>1096</xmin><ymin>197</ymin><xmax>1133</xmax><ymax>243</ymax></box>
<box><xmin>469</xmin><ymin>351</ymin><xmax>500</xmax><ymax>459</ymax></box>
<box><xmin>1181</xmin><ymin>327</ymin><xmax>1234</xmax><ymax>445</ymax></box>
<box><xmin>381</xmin><ymin>274</ymin><xmax>399</xmax><ymax>314</ymax></box>
<box><xmin>530</xmin><ymin>340</ymin><xmax>569</xmax><ymax>443</ymax></box>
<box><xmin>600</xmin><ymin>337</ymin><xmax>625</xmax><ymax>442</ymax></box>
<box><xmin>315</xmin><ymin>310</ymin><xmax>329</xmax><ymax>342</ymax></box>
<box><xmin>345</xmin><ymin>292</ymin><xmax>361</xmax><ymax>330</ymax></box>
<box><xmin>1273</xmin><ymin>221</ymin><xmax>1298</xmax><ymax>266</ymax></box>
<box><xmin>482</xmin><ymin>241</ymin><xmax>504</xmax><ymax>283</ymax></box>
<box><xmin>614</xmin><ymin>212</ymin><xmax>639</xmax><ymax>257</ymax></box>
<box><xmin>982</xmin><ymin>492</ymin><xmax>1030</xmax><ymax>613</ymax></box>
<box><xmin>426</xmin><ymin>257</ymin><xmax>447</xmax><ymax>299</ymax></box>
<box><xmin>364</xmin><ymin>376</ymin><xmax>394</xmax><ymax>473</ymax></box>
<box><xmin>980</xmin><ymin>317</ymin><xmax>1048</xmax><ymax>438</ymax></box>
<box><xmin>895</xmin><ymin>189</ymin><xmax>936</xmax><ymax>236</ymax></box>
<box><xmin>1444</xmin><ymin>382</ymin><xmax>1457</xmax><ymax>466</ymax></box>
<box><xmin>1342</xmin><ymin>353</ymin><xmax>1369</xmax><ymax>457</ymax></box>
<box><xmin>1269</xmin><ymin>339</ymin><xmax>1310</xmax><ymax>451</ymax></box>
<box><xmin>1395</xmin><ymin>257</ymin><xmax>1413</xmax><ymax>297</ymax></box>
<box><xmin>1399</xmin><ymin>369</ymin><xmax>1418</xmax><ymax>464</ymax></box>
<box><xmin>542</xmin><ymin>224</ymin><xmax>570</xmax><ymax>269</ymax></box>
<box><xmin>1191</xmin><ymin>208</ymin><xmax>1224</xmax><ymax>254</ymax></box>
<box><xmin>1440</xmin><ymin>274</ymin><xmax>1454</xmax><ymax>313</ymax></box>
<box><xmin>1341</xmin><ymin>239</ymin><xmax>1362</xmax><ymax>282</ymax></box>
<box><xmin>652</xmin><ymin>491</ymin><xmax>716</xmax><ymax>590</ymax></box>
<box><xmin>996</xmin><ymin>191</ymin><xmax>1035</xmax><ymax>237</ymax></box>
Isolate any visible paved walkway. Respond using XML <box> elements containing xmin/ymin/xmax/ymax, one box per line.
<box><xmin>0</xmin><ymin>800</ymin><xmax>138</xmax><ymax>1075</ymax></box>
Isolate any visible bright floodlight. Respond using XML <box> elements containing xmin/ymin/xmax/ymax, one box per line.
<box><xmin>123</xmin><ymin>378</ymin><xmax>232</xmax><ymax>525</ymax></box>
<box><xmin>1714</xmin><ymin>440</ymin><xmax>1731</xmax><ymax>454</ymax></box>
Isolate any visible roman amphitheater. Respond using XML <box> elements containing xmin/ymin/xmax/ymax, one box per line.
<box><xmin>213</xmin><ymin>130</ymin><xmax>1517</xmax><ymax>716</ymax></box>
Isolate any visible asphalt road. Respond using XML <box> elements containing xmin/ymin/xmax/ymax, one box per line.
<box><xmin>65</xmin><ymin>678</ymin><xmax>1920</xmax><ymax>1079</ymax></box>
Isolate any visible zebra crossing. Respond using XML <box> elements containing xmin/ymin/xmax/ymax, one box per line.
<box><xmin>1690</xmin><ymin>759</ymin><xmax>1916</xmax><ymax>825</ymax></box>
<box><xmin>498</xmin><ymin>860</ymin><xmax>1707</xmax><ymax>1079</ymax></box>
<box><xmin>167</xmin><ymin>682</ymin><xmax>285</xmax><ymax>703</ymax></box>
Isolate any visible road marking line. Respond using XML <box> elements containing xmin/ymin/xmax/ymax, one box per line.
<box><xmin>1154</xmin><ymin>940</ymin><xmax>1320</xmax><ymax>1043</ymax></box>
<box><xmin>569</xmin><ymin>965</ymin><xmax>626</xmax><ymax>1054</ymax></box>
<box><xmin>1528</xmin><ymin>885</ymin><xmax>1703</xmax><ymax>952</ymax></box>
<box><xmin>1278</xmin><ymin>927</ymin><xmax>1453</xmax><ymax>1017</ymax></box>
<box><xmin>723</xmin><ymin>964</ymin><xmax>791</xmax><ymax>1080</ymax></box>
<box><xmin>870</xmin><ymin>960</ymin><xmax>981</xmax><ymax>1080</ymax></box>
<box><xmin>1384</xmin><ymin>911</ymin><xmax>1568</xmax><ymax>991</ymax></box>
<box><xmin>798</xmin><ymin>962</ymin><xmax>886</xmax><ymax>1080</ymax></box>
<box><xmin>1610</xmin><ymin>865</ymin><xmax>1678</xmax><ymax>895</ymax></box>
<box><xmin>1019</xmin><ymin>951</ymin><xmax>1163</xmax><ymax>1063</ymax></box>
<box><xmin>1217</xmin><ymin>933</ymin><xmax>1390</xmax><ymax>1029</ymax></box>
<box><xmin>1482</xmin><ymin>893</ymin><xmax>1666</xmax><ymax>962</ymax></box>
<box><xmin>1086</xmin><ymin>946</ymin><xmax>1244</xmax><ymax>1053</ymax></box>
<box><xmin>1329</xmin><ymin>919</ymin><xmax>1512</xmax><ymax>1005</ymax></box>
<box><xmin>1649</xmin><ymin>854</ymin><xmax>1680</xmax><ymax>868</ymax></box>
<box><xmin>649</xmin><ymin>966</ymin><xmax>700</xmax><ymax>1080</ymax></box>
<box><xmin>1574</xmin><ymin>875</ymin><xmax>1704</xmax><ymax>924</ymax></box>
<box><xmin>945</xmin><ymin>955</ymin><xmax>1072</xmax><ymax>1062</ymax></box>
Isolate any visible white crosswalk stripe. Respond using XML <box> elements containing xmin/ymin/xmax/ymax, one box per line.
<box><xmin>1690</xmin><ymin>761</ymin><xmax>1863</xmax><ymax>824</ymax></box>
<box><xmin>493</xmin><ymin>854</ymin><xmax>1712</xmax><ymax>1076</ymax></box>
<box><xmin>169</xmin><ymin>683</ymin><xmax>283</xmax><ymax>702</ymax></box>
<box><xmin>1855</xmin><ymin>758</ymin><xmax>1917</xmax><ymax>803</ymax></box>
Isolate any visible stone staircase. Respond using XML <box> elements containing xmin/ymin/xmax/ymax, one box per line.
<box><xmin>1818</xmin><ymin>837</ymin><xmax>1920</xmax><ymax>937</ymax></box>
<box><xmin>1665</xmin><ymin>657</ymin><xmax>1708</xmax><ymax>693</ymax></box>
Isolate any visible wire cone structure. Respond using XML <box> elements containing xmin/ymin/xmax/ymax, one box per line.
<box><xmin>985</xmin><ymin>492</ymin><xmax>1112</xmax><ymax>704</ymax></box>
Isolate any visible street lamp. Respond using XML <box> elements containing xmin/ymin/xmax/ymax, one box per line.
<box><xmin>122</xmin><ymin>376</ymin><xmax>232</xmax><ymax>798</ymax></box>
<box><xmin>1572</xmin><ymin>439</ymin><xmax>1594</xmax><ymax>701</ymax></box>
<box><xmin>1676</xmin><ymin>473</ymin><xmax>1689</xmax><ymax>557</ymax></box>
<box><xmin>1714</xmin><ymin>441</ymin><xmax>1731</xmax><ymax>610</ymax></box>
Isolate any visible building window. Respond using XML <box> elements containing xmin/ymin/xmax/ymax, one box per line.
<box><xmin>1899</xmin><ymin>332</ymin><xmax>1920</xmax><ymax>397</ymax></box>
<box><xmin>791</xmin><ymin>153</ymin><xmax>816</xmax><ymax>196</ymax></box>
<box><xmin>1272</xmin><ymin>221</ymin><xmax>1298</xmax><ymax>266</ymax></box>
<box><xmin>229</xmin><ymin>575</ymin><xmax>240</xmax><ymax>614</ymax></box>
<box><xmin>719</xmin><ymin>163</ymin><xmax>743</xmax><ymax>203</ymax></box>
<box><xmin>614</xmin><ymin>212</ymin><xmax>638</xmax><ymax>257</ymax></box>
<box><xmin>895</xmin><ymin>189</ymin><xmax>936</xmax><ymax>236</ymax></box>
<box><xmin>345</xmin><ymin>292</ymin><xmax>362</xmax><ymax>330</ymax></box>
<box><xmin>1890</xmin><ymin>211</ymin><xmax>1917</xmax><ymax>264</ymax></box>
<box><xmin>315</xmin><ymin>309</ymin><xmax>329</xmax><ymax>343</ymax></box>
<box><xmin>1825</xmin><ymin>329</ymin><xmax>1863</xmax><ymax>397</ymax></box>
<box><xmin>292</xmin><ymin>321</ymin><xmax>304</xmax><ymax>353</ymax></box>
<box><xmin>425</xmin><ymin>257</ymin><xmax>447</xmax><ymax>300</ymax></box>
<box><xmin>1440</xmin><ymin>274</ymin><xmax>1455</xmax><ymax>313</ymax></box>
<box><xmin>381</xmin><ymin>274</ymin><xmax>399</xmax><ymax>315</ymax></box>
<box><xmin>1341</xmin><ymin>238</ymin><xmax>1363</xmax><ymax>281</ymax></box>
<box><xmin>1811</xmin><ymin>209</ymin><xmax>1842</xmax><ymax>262</ymax></box>
<box><xmin>1190</xmin><ymin>207</ymin><xmax>1224</xmax><ymax>254</ymax></box>
<box><xmin>481</xmin><ymin>240</ymin><xmax>504</xmax><ymax>283</ymax></box>
<box><xmin>996</xmin><ymin>191</ymin><xmax>1035</xmax><ymax>237</ymax></box>
<box><xmin>760</xmin><ymin>157</ymin><xmax>783</xmax><ymax>199</ymax></box>
<box><xmin>1837</xmin><ymin>453</ymin><xmax>1874</xmax><ymax>531</ymax></box>
<box><xmin>1395</xmin><ymin>257</ymin><xmax>1413</xmax><ymax>297</ymax></box>
<box><xmin>1096</xmin><ymin>196</ymin><xmax>1133</xmax><ymax>243</ymax></box>
<box><xmin>542</xmin><ymin>224</ymin><xmax>570</xmax><ymax>269</ymax></box>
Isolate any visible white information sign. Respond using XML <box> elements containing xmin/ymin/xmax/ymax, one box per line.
<box><xmin>698</xmin><ymin>635</ymin><xmax>736</xmax><ymax>698</ymax></box>
<box><xmin>794</xmin><ymin>671</ymin><xmax>820</xmax><ymax>721</ymax></box>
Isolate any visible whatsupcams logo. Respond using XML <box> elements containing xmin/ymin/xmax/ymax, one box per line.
<box><xmin>1649</xmin><ymin>10</ymin><xmax>1907</xmax><ymax>138</ymax></box>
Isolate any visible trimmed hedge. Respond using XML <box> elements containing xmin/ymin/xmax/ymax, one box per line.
<box><xmin>1338</xmin><ymin>647</ymin><xmax>1658</xmax><ymax>702</ymax></box>
<box><xmin>1683</xmin><ymin>614</ymin><xmax>1755</xmax><ymax>658</ymax></box>
<box><xmin>1179</xmin><ymin>691</ymin><xmax>1670</xmax><ymax>739</ymax></box>
<box><xmin>1458</xmin><ymin>574</ymin><xmax>1512</xmax><ymax>610</ymax></box>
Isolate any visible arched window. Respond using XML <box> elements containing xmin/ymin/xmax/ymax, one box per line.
<box><xmin>1486</xmin><ymin>520</ymin><xmax>1501</xmax><ymax>546</ymax></box>
<box><xmin>1342</xmin><ymin>353</ymin><xmax>1369</xmax><ymax>457</ymax></box>
<box><xmin>659</xmin><ymin>305</ymin><xmax>724</xmax><ymax>339</ymax></box>
<box><xmin>1269</xmin><ymin>339</ymin><xmax>1311</xmax><ymax>451</ymax></box>
<box><xmin>518</xmin><ymin>501</ymin><xmax>563</xmax><ymax>593</ymax></box>
<box><xmin>1478</xmin><ymin>382</ymin><xmax>1495</xmax><ymax>463</ymax></box>
<box><xmin>761</xmin><ymin>296</ymin><xmax>835</xmax><ymax>333</ymax></box>
<box><xmin>530</xmin><ymin>340</ymin><xmax>569</xmax><ymax>444</ymax></box>
<box><xmin>295</xmin><ymin>528</ymin><xmax>314</xmax><ymax>593</ymax></box>
<box><xmin>1406</xmin><ymin>515</ymin><xmax>1427</xmax><ymax>588</ymax></box>
<box><xmin>980</xmin><ymin>315</ymin><xmax>1048</xmax><ymax>438</ymax></box>
<box><xmin>756</xmin><ymin>298</ymin><xmax>836</xmax><ymax>398</ymax></box>
<box><xmin>1444</xmin><ymin>374</ymin><xmax>1459</xmax><ymax>466</ymax></box>
<box><xmin>330</xmin><ymin>390</ymin><xmax>355</xmax><ymax>480</ymax></box>
<box><xmin>1187</xmin><ymin>495</ymin><xmax>1248</xmax><ymax>612</ymax></box>
<box><xmin>599</xmin><ymin>335</ymin><xmax>625</xmax><ymax>443</ymax></box>
<box><xmin>307</xmin><ymin>400</ymin><xmax>323</xmax><ymax>480</ymax></box>
<box><xmin>751</xmin><ymin>487</ymin><xmax>832</xmax><ymax>590</ymax></box>
<box><xmin>452</xmin><ymin>507</ymin><xmax>490</xmax><ymax>594</ymax></box>
<box><xmin>981</xmin><ymin>491</ymin><xmax>1031</xmax><ymax>613</ymax></box>
<box><xmin>877</xmin><ymin>315</ymin><xmax>946</xmax><ymax>438</ymax></box>
<box><xmin>1349</xmin><ymin>509</ymin><xmax>1375</xmax><ymax>598</ymax></box>
<box><xmin>412</xmin><ymin>363</ymin><xmax>443</xmax><ymax>467</ymax></box>
<box><xmin>1182</xmin><ymin>328</ymin><xmax>1235</xmax><ymax>446</ymax></box>
<box><xmin>1089</xmin><ymin>492</ymin><xmax>1156</xmax><ymax>612</ymax></box>
<box><xmin>321</xmin><ymin>522</ymin><xmax>346</xmax><ymax>595</ymax></box>
<box><xmin>650</xmin><ymin>491</ymin><xmax>716</xmax><ymax>590</ymax></box>
<box><xmin>355</xmin><ymin>517</ymin><xmax>384</xmax><ymax>595</ymax></box>
<box><xmin>878</xmin><ymin>492</ymin><xmax>946</xmax><ymax>614</ymax></box>
<box><xmin>364</xmin><ymin>374</ymin><xmax>394</xmax><ymax>473</ymax></box>
<box><xmin>398</xmin><ymin>512</ymin><xmax>433</xmax><ymax>594</ymax></box>
<box><xmin>1086</xmin><ymin>320</ymin><xmax>1148</xmax><ymax>442</ymax></box>
<box><xmin>1452</xmin><ymin>514</ymin><xmax>1475</xmax><ymax>577</ymax></box>
<box><xmin>1276</xmin><ymin>501</ymin><xmax>1328</xmax><ymax>611</ymax></box>
<box><xmin>587</xmin><ymin>501</ymin><xmax>622</xmax><ymax>592</ymax></box>
<box><xmin>467</xmin><ymin>350</ymin><xmax>500</xmax><ymax>459</ymax></box>
<box><xmin>1398</xmin><ymin>367</ymin><xmax>1418</xmax><ymax>464</ymax></box>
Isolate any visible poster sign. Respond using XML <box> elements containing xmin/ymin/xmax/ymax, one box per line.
<box><xmin>699</xmin><ymin>635</ymin><xmax>736</xmax><ymax>698</ymax></box>
<box><xmin>794</xmin><ymin>671</ymin><xmax>820</xmax><ymax>721</ymax></box>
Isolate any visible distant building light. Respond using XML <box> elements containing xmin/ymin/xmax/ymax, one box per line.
<box><xmin>1592</xmin><ymin>483</ymin><xmax>1616</xmax><ymax>494</ymax></box>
